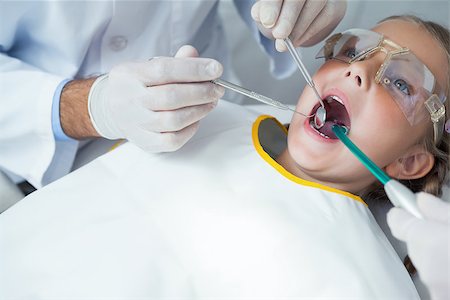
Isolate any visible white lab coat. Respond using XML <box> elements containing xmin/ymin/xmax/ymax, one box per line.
<box><xmin>0</xmin><ymin>101</ymin><xmax>419</xmax><ymax>298</ymax></box>
<box><xmin>0</xmin><ymin>0</ymin><xmax>292</xmax><ymax>188</ymax></box>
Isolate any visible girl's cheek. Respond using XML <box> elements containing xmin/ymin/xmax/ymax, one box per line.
<box><xmin>313</xmin><ymin>61</ymin><xmax>343</xmax><ymax>84</ymax></box>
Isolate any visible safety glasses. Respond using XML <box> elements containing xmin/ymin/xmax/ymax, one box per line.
<box><xmin>316</xmin><ymin>28</ymin><xmax>447</xmax><ymax>144</ymax></box>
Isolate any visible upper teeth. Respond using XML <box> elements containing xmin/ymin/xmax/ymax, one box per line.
<box><xmin>326</xmin><ymin>95</ymin><xmax>343</xmax><ymax>105</ymax></box>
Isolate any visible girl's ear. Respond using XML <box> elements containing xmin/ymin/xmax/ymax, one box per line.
<box><xmin>385</xmin><ymin>145</ymin><xmax>435</xmax><ymax>180</ymax></box>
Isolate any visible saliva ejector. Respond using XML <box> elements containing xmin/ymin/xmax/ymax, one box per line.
<box><xmin>332</xmin><ymin>125</ymin><xmax>423</xmax><ymax>219</ymax></box>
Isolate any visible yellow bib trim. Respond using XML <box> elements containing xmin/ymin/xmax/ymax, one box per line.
<box><xmin>252</xmin><ymin>115</ymin><xmax>366</xmax><ymax>205</ymax></box>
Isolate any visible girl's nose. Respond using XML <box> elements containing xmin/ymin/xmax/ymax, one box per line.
<box><xmin>343</xmin><ymin>61</ymin><xmax>371</xmax><ymax>90</ymax></box>
<box><xmin>345</xmin><ymin>70</ymin><xmax>363</xmax><ymax>87</ymax></box>
<box><xmin>343</xmin><ymin>52</ymin><xmax>385</xmax><ymax>90</ymax></box>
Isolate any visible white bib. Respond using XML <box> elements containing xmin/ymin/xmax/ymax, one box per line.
<box><xmin>0</xmin><ymin>102</ymin><xmax>419</xmax><ymax>299</ymax></box>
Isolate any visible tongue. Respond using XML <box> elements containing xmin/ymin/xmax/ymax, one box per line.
<box><xmin>320</xmin><ymin>121</ymin><xmax>340</xmax><ymax>139</ymax></box>
<box><xmin>317</xmin><ymin>100</ymin><xmax>350</xmax><ymax>139</ymax></box>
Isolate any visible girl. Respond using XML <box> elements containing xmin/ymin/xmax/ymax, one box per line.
<box><xmin>279</xmin><ymin>15</ymin><xmax>449</xmax><ymax>201</ymax></box>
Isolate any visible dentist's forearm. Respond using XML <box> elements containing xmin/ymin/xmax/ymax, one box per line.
<box><xmin>60</xmin><ymin>78</ymin><xmax>100</xmax><ymax>139</ymax></box>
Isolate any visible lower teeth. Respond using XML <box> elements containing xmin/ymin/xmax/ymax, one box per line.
<box><xmin>310</xmin><ymin>120</ymin><xmax>329</xmax><ymax>139</ymax></box>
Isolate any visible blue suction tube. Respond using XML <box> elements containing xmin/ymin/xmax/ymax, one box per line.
<box><xmin>332</xmin><ymin>125</ymin><xmax>423</xmax><ymax>219</ymax></box>
<box><xmin>331</xmin><ymin>125</ymin><xmax>390</xmax><ymax>184</ymax></box>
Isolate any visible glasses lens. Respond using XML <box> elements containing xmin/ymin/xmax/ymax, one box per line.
<box><xmin>380</xmin><ymin>52</ymin><xmax>444</xmax><ymax>125</ymax></box>
<box><xmin>316</xmin><ymin>29</ymin><xmax>382</xmax><ymax>62</ymax></box>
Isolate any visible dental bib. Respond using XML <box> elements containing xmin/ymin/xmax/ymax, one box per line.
<box><xmin>0</xmin><ymin>101</ymin><xmax>418</xmax><ymax>299</ymax></box>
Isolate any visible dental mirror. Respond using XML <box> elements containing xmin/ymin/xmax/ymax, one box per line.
<box><xmin>314</xmin><ymin>106</ymin><xmax>327</xmax><ymax>129</ymax></box>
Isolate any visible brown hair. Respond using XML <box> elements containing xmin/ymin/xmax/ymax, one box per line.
<box><xmin>362</xmin><ymin>14</ymin><xmax>450</xmax><ymax>275</ymax></box>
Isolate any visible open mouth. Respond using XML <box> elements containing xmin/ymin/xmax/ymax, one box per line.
<box><xmin>309</xmin><ymin>95</ymin><xmax>351</xmax><ymax>139</ymax></box>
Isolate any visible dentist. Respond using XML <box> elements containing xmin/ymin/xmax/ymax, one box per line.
<box><xmin>0</xmin><ymin>0</ymin><xmax>347</xmax><ymax>190</ymax></box>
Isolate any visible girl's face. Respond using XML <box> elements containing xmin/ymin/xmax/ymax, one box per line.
<box><xmin>285</xmin><ymin>19</ymin><xmax>448</xmax><ymax>194</ymax></box>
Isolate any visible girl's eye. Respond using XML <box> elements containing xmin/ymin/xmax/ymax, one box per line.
<box><xmin>344</xmin><ymin>48</ymin><xmax>357</xmax><ymax>59</ymax></box>
<box><xmin>393</xmin><ymin>79</ymin><xmax>411</xmax><ymax>95</ymax></box>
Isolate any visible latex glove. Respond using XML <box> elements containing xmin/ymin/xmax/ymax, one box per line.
<box><xmin>387</xmin><ymin>192</ymin><xmax>450</xmax><ymax>300</ymax></box>
<box><xmin>88</xmin><ymin>45</ymin><xmax>224</xmax><ymax>152</ymax></box>
<box><xmin>251</xmin><ymin>0</ymin><xmax>347</xmax><ymax>51</ymax></box>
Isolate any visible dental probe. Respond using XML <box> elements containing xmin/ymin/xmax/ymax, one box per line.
<box><xmin>212</xmin><ymin>79</ymin><xmax>313</xmax><ymax>117</ymax></box>
<box><xmin>332</xmin><ymin>125</ymin><xmax>424</xmax><ymax>219</ymax></box>
<box><xmin>283</xmin><ymin>37</ymin><xmax>326</xmax><ymax>129</ymax></box>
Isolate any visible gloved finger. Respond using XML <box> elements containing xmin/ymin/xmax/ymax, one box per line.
<box><xmin>143</xmin><ymin>82</ymin><xmax>224</xmax><ymax>110</ymax></box>
<box><xmin>417</xmin><ymin>192</ymin><xmax>450</xmax><ymax>224</ymax></box>
<box><xmin>258</xmin><ymin>0</ymin><xmax>283</xmax><ymax>28</ymax></box>
<box><xmin>159</xmin><ymin>121</ymin><xmax>201</xmax><ymax>152</ymax></box>
<box><xmin>295</xmin><ymin>0</ymin><xmax>347</xmax><ymax>46</ymax></box>
<box><xmin>272</xmin><ymin>0</ymin><xmax>306</xmax><ymax>39</ymax></box>
<box><xmin>275</xmin><ymin>39</ymin><xmax>288</xmax><ymax>52</ymax></box>
<box><xmin>288</xmin><ymin>0</ymin><xmax>327</xmax><ymax>45</ymax></box>
<box><xmin>124</xmin><ymin>57</ymin><xmax>223</xmax><ymax>86</ymax></box>
<box><xmin>174</xmin><ymin>45</ymin><xmax>199</xmax><ymax>58</ymax></box>
<box><xmin>140</xmin><ymin>102</ymin><xmax>217</xmax><ymax>133</ymax></box>
<box><xmin>388</xmin><ymin>206</ymin><xmax>448</xmax><ymax>243</ymax></box>
<box><xmin>251</xmin><ymin>1</ymin><xmax>262</xmax><ymax>23</ymax></box>
<box><xmin>131</xmin><ymin>121</ymin><xmax>200</xmax><ymax>153</ymax></box>
<box><xmin>387</xmin><ymin>207</ymin><xmax>420</xmax><ymax>241</ymax></box>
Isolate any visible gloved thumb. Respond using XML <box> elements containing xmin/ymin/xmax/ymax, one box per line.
<box><xmin>416</xmin><ymin>192</ymin><xmax>450</xmax><ymax>224</ymax></box>
<box><xmin>175</xmin><ymin>45</ymin><xmax>199</xmax><ymax>58</ymax></box>
<box><xmin>387</xmin><ymin>207</ymin><xmax>418</xmax><ymax>241</ymax></box>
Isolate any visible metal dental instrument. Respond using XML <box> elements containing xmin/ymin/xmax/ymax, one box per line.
<box><xmin>284</xmin><ymin>37</ymin><xmax>326</xmax><ymax>129</ymax></box>
<box><xmin>332</xmin><ymin>125</ymin><xmax>423</xmax><ymax>219</ymax></box>
<box><xmin>212</xmin><ymin>79</ymin><xmax>313</xmax><ymax>117</ymax></box>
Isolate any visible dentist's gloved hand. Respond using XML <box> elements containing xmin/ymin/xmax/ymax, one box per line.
<box><xmin>251</xmin><ymin>0</ymin><xmax>347</xmax><ymax>51</ymax></box>
<box><xmin>88</xmin><ymin>45</ymin><xmax>224</xmax><ymax>152</ymax></box>
<box><xmin>387</xmin><ymin>192</ymin><xmax>450</xmax><ymax>300</ymax></box>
